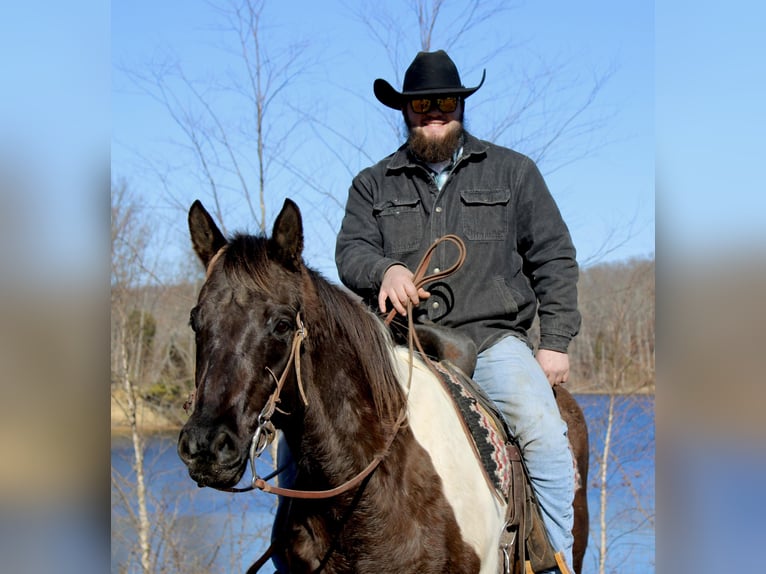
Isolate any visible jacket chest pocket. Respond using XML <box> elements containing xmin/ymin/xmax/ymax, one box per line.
<box><xmin>459</xmin><ymin>189</ymin><xmax>511</xmax><ymax>241</ymax></box>
<box><xmin>373</xmin><ymin>197</ymin><xmax>423</xmax><ymax>255</ymax></box>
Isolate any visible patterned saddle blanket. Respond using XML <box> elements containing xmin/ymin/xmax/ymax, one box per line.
<box><xmin>430</xmin><ymin>359</ymin><xmax>568</xmax><ymax>574</ymax></box>
<box><xmin>430</xmin><ymin>360</ymin><xmax>517</xmax><ymax>501</ymax></box>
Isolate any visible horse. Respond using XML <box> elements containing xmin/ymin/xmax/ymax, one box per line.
<box><xmin>178</xmin><ymin>198</ymin><xmax>588</xmax><ymax>573</ymax></box>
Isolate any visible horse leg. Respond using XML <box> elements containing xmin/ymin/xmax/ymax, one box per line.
<box><xmin>554</xmin><ymin>386</ymin><xmax>590</xmax><ymax>574</ymax></box>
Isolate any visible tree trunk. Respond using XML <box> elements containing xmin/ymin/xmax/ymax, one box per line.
<box><xmin>119</xmin><ymin>317</ymin><xmax>152</xmax><ymax>573</ymax></box>
<box><xmin>598</xmin><ymin>392</ymin><xmax>616</xmax><ymax>574</ymax></box>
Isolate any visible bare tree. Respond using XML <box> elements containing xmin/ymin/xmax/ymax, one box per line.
<box><xmin>573</xmin><ymin>259</ymin><xmax>655</xmax><ymax>394</ymax></box>
<box><xmin>111</xmin><ymin>178</ymin><xmax>155</xmax><ymax>573</ymax></box>
<box><xmin>571</xmin><ymin>258</ymin><xmax>655</xmax><ymax>572</ymax></box>
<box><xmin>114</xmin><ymin>0</ymin><xmax>617</xmax><ymax>275</ymax></box>
<box><xmin>111</xmin><ymin>180</ymin><xmax>270</xmax><ymax>573</ymax></box>
<box><xmin>347</xmin><ymin>0</ymin><xmax>614</xmax><ymax>173</ymax></box>
<box><xmin>118</xmin><ymin>0</ymin><xmax>315</xmax><ymax>236</ymax></box>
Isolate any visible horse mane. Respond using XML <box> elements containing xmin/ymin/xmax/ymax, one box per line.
<box><xmin>307</xmin><ymin>268</ymin><xmax>405</xmax><ymax>426</ymax></box>
<box><xmin>219</xmin><ymin>232</ymin><xmax>405</xmax><ymax>427</ymax></box>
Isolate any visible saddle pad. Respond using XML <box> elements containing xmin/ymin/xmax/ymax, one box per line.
<box><xmin>431</xmin><ymin>361</ymin><xmax>514</xmax><ymax>500</ymax></box>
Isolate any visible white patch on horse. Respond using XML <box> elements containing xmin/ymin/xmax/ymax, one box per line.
<box><xmin>392</xmin><ymin>347</ymin><xmax>506</xmax><ymax>574</ymax></box>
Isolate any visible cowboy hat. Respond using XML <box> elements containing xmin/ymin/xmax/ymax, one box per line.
<box><xmin>373</xmin><ymin>50</ymin><xmax>486</xmax><ymax>111</ymax></box>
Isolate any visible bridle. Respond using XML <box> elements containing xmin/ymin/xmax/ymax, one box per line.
<box><xmin>215</xmin><ymin>234</ymin><xmax>466</xmax><ymax>497</ymax></box>
<box><xmin>187</xmin><ymin>236</ymin><xmax>467</xmax><ymax>500</ymax></box>
<box><xmin>218</xmin><ymin>309</ymin><xmax>407</xmax><ymax>574</ymax></box>
<box><xmin>206</xmin><ymin>311</ymin><xmax>319</xmax><ymax>574</ymax></box>
<box><xmin>213</xmin><ymin>312</ymin><xmax>304</xmax><ymax>494</ymax></box>
<box><xmin>212</xmin><ymin>235</ymin><xmax>468</xmax><ymax>573</ymax></box>
<box><xmin>213</xmin><ymin>312</ymin><xmax>407</xmax><ymax>499</ymax></box>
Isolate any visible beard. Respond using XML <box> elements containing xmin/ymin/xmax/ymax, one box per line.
<box><xmin>406</xmin><ymin>120</ymin><xmax>464</xmax><ymax>163</ymax></box>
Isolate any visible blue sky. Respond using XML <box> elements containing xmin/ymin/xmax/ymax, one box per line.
<box><xmin>3</xmin><ymin>1</ymin><xmax>765</xmax><ymax>286</ymax></box>
<box><xmin>657</xmin><ymin>2</ymin><xmax>766</xmax><ymax>262</ymax></box>
<box><xmin>0</xmin><ymin>0</ymin><xmax>108</xmax><ymax>284</ymax></box>
<box><xmin>111</xmin><ymin>0</ymin><xmax>654</xmax><ymax>281</ymax></box>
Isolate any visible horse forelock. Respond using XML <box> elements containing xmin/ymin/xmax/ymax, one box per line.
<box><xmin>219</xmin><ymin>234</ymin><xmax>296</xmax><ymax>299</ymax></box>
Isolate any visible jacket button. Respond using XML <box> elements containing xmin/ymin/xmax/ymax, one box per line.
<box><xmin>433</xmin><ymin>267</ymin><xmax>440</xmax><ymax>273</ymax></box>
<box><xmin>435</xmin><ymin>206</ymin><xmax>442</xmax><ymax>213</ymax></box>
<box><xmin>432</xmin><ymin>301</ymin><xmax>440</xmax><ymax>310</ymax></box>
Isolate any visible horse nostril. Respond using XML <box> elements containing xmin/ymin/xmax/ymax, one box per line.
<box><xmin>177</xmin><ymin>429</ymin><xmax>196</xmax><ymax>463</ymax></box>
<box><xmin>178</xmin><ymin>426</ymin><xmax>240</xmax><ymax>468</ymax></box>
<box><xmin>211</xmin><ymin>429</ymin><xmax>238</xmax><ymax>465</ymax></box>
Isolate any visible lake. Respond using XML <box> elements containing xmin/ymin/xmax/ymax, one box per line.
<box><xmin>111</xmin><ymin>394</ymin><xmax>654</xmax><ymax>573</ymax></box>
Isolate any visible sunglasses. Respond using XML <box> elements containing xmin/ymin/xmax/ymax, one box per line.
<box><xmin>409</xmin><ymin>96</ymin><xmax>460</xmax><ymax>114</ymax></box>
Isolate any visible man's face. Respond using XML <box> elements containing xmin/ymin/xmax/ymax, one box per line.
<box><xmin>405</xmin><ymin>96</ymin><xmax>463</xmax><ymax>163</ymax></box>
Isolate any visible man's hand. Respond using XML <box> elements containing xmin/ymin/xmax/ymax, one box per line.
<box><xmin>536</xmin><ymin>348</ymin><xmax>570</xmax><ymax>387</ymax></box>
<box><xmin>379</xmin><ymin>265</ymin><xmax>430</xmax><ymax>316</ymax></box>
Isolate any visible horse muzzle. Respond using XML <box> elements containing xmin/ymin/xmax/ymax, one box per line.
<box><xmin>177</xmin><ymin>423</ymin><xmax>247</xmax><ymax>487</ymax></box>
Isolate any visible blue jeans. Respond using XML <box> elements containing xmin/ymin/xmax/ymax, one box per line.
<box><xmin>473</xmin><ymin>335</ymin><xmax>575</xmax><ymax>572</ymax></box>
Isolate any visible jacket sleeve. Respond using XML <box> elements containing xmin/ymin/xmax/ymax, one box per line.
<box><xmin>335</xmin><ymin>169</ymin><xmax>402</xmax><ymax>299</ymax></box>
<box><xmin>514</xmin><ymin>158</ymin><xmax>581</xmax><ymax>353</ymax></box>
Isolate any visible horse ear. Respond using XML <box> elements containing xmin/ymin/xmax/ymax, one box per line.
<box><xmin>188</xmin><ymin>200</ymin><xmax>227</xmax><ymax>268</ymax></box>
<box><xmin>269</xmin><ymin>198</ymin><xmax>304</xmax><ymax>271</ymax></box>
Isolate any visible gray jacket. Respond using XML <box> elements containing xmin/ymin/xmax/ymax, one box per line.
<box><xmin>335</xmin><ymin>132</ymin><xmax>580</xmax><ymax>353</ymax></box>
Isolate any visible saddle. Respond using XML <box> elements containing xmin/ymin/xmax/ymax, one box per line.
<box><xmin>408</xmin><ymin>323</ymin><xmax>567</xmax><ymax>574</ymax></box>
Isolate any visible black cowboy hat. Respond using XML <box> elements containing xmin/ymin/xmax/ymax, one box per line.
<box><xmin>374</xmin><ymin>50</ymin><xmax>486</xmax><ymax>111</ymax></box>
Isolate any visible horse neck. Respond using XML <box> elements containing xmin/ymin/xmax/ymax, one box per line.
<box><xmin>283</xmin><ymin>296</ymin><xmax>401</xmax><ymax>483</ymax></box>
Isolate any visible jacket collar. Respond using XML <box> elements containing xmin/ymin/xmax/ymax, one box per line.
<box><xmin>386</xmin><ymin>131</ymin><xmax>489</xmax><ymax>172</ymax></box>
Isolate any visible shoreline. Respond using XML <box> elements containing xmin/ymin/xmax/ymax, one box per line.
<box><xmin>111</xmin><ymin>389</ymin><xmax>654</xmax><ymax>437</ymax></box>
<box><xmin>111</xmin><ymin>392</ymin><xmax>187</xmax><ymax>437</ymax></box>
<box><xmin>111</xmin><ymin>424</ymin><xmax>182</xmax><ymax>437</ymax></box>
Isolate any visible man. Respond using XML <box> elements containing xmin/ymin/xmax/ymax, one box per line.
<box><xmin>335</xmin><ymin>50</ymin><xmax>580</xmax><ymax>573</ymax></box>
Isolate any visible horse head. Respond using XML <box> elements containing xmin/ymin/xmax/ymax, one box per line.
<box><xmin>177</xmin><ymin>199</ymin><xmax>307</xmax><ymax>488</ymax></box>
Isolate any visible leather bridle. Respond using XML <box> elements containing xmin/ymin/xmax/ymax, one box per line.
<box><xmin>221</xmin><ymin>234</ymin><xmax>466</xmax><ymax>498</ymax></box>
<box><xmin>213</xmin><ymin>312</ymin><xmax>407</xmax><ymax>499</ymax></box>
<box><xmin>232</xmin><ymin>235</ymin><xmax>468</xmax><ymax>573</ymax></box>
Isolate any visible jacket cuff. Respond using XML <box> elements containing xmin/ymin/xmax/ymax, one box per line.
<box><xmin>538</xmin><ymin>333</ymin><xmax>571</xmax><ymax>354</ymax></box>
<box><xmin>371</xmin><ymin>259</ymin><xmax>406</xmax><ymax>289</ymax></box>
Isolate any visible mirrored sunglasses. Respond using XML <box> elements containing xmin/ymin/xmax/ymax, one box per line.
<box><xmin>409</xmin><ymin>96</ymin><xmax>459</xmax><ymax>114</ymax></box>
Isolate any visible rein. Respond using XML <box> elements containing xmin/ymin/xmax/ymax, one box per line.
<box><xmin>241</xmin><ymin>235</ymin><xmax>467</xmax><ymax>574</ymax></box>
<box><xmin>384</xmin><ymin>234</ymin><xmax>468</xmax><ymax>385</ymax></box>
<box><xmin>215</xmin><ymin>312</ymin><xmax>406</xmax><ymax>500</ymax></box>
<box><xmin>218</xmin><ymin>234</ymin><xmax>466</xmax><ymax>501</ymax></box>
<box><xmin>384</xmin><ymin>234</ymin><xmax>466</xmax><ymax>326</ymax></box>
<box><xmin>214</xmin><ymin>313</ymin><xmax>307</xmax><ymax>494</ymax></box>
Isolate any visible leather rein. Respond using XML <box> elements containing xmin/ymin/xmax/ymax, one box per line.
<box><xmin>213</xmin><ymin>309</ymin><xmax>406</xmax><ymax>501</ymax></box>
<box><xmin>214</xmin><ymin>234</ymin><xmax>466</xmax><ymax>501</ymax></box>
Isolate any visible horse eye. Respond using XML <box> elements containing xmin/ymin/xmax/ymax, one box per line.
<box><xmin>274</xmin><ymin>318</ymin><xmax>292</xmax><ymax>335</ymax></box>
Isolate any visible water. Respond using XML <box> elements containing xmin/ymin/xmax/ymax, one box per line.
<box><xmin>111</xmin><ymin>394</ymin><xmax>655</xmax><ymax>573</ymax></box>
<box><xmin>578</xmin><ymin>394</ymin><xmax>655</xmax><ymax>573</ymax></box>
<box><xmin>111</xmin><ymin>432</ymin><xmax>276</xmax><ymax>573</ymax></box>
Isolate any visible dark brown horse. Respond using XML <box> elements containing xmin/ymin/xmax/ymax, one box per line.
<box><xmin>178</xmin><ymin>199</ymin><xmax>588</xmax><ymax>573</ymax></box>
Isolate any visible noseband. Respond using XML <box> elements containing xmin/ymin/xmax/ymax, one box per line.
<box><xmin>215</xmin><ymin>312</ymin><xmax>308</xmax><ymax>493</ymax></box>
<box><xmin>214</xmin><ymin>235</ymin><xmax>466</xmax><ymax>499</ymax></box>
<box><xmin>214</xmin><ymin>312</ymin><xmax>405</xmax><ymax>499</ymax></box>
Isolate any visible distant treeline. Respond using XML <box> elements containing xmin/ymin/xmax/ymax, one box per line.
<box><xmin>111</xmin><ymin>256</ymin><xmax>654</xmax><ymax>426</ymax></box>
